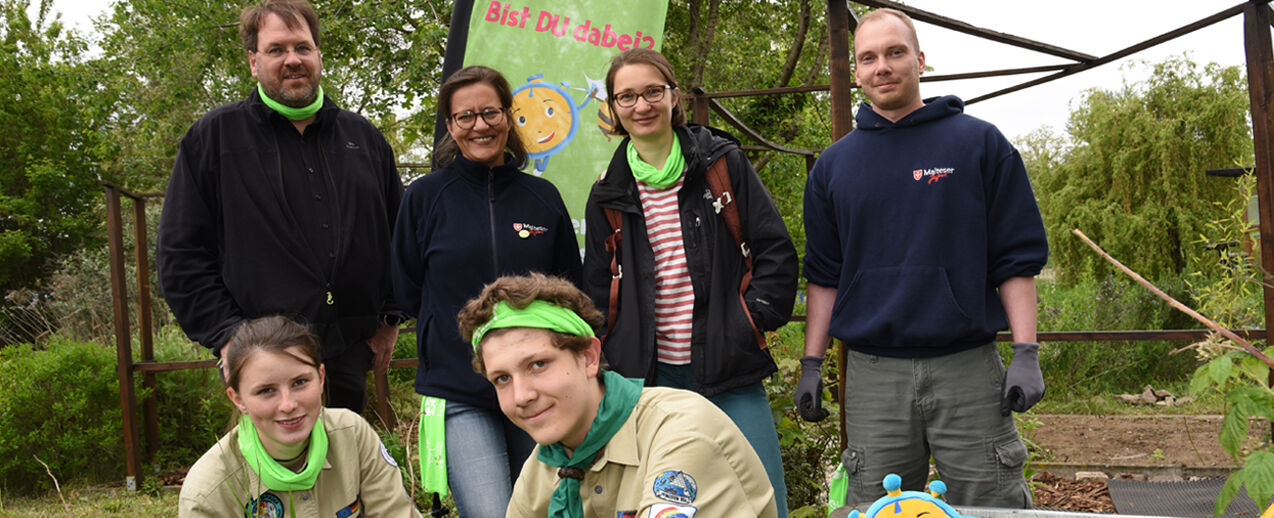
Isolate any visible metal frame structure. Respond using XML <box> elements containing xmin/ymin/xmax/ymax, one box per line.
<box><xmin>106</xmin><ymin>0</ymin><xmax>1274</xmax><ymax>488</ymax></box>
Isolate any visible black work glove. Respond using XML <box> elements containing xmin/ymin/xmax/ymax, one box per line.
<box><xmin>1001</xmin><ymin>342</ymin><xmax>1045</xmax><ymax>416</ymax></box>
<box><xmin>796</xmin><ymin>355</ymin><xmax>830</xmax><ymax>422</ymax></box>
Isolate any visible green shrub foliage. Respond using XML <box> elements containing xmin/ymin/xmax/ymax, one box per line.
<box><xmin>0</xmin><ymin>340</ymin><xmax>123</xmax><ymax>494</ymax></box>
<box><xmin>0</xmin><ymin>328</ymin><xmax>227</xmax><ymax>494</ymax></box>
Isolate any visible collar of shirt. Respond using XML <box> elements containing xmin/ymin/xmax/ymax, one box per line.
<box><xmin>588</xmin><ymin>407</ymin><xmax>640</xmax><ymax>472</ymax></box>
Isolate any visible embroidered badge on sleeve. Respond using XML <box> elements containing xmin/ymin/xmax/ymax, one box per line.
<box><xmin>648</xmin><ymin>503</ymin><xmax>697</xmax><ymax>518</ymax></box>
<box><xmin>652</xmin><ymin>470</ymin><xmax>697</xmax><ymax>504</ymax></box>
<box><xmin>336</xmin><ymin>497</ymin><xmax>363</xmax><ymax>518</ymax></box>
<box><xmin>378</xmin><ymin>440</ymin><xmax>399</xmax><ymax>467</ymax></box>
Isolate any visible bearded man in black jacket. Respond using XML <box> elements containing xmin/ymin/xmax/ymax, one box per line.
<box><xmin>157</xmin><ymin>0</ymin><xmax>405</xmax><ymax>413</ymax></box>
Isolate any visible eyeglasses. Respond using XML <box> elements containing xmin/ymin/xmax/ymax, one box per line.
<box><xmin>255</xmin><ymin>43</ymin><xmax>316</xmax><ymax>60</ymax></box>
<box><xmin>450</xmin><ymin>107</ymin><xmax>506</xmax><ymax>129</ymax></box>
<box><xmin>613</xmin><ymin>85</ymin><xmax>673</xmax><ymax>108</ymax></box>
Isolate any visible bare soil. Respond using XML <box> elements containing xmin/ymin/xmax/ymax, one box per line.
<box><xmin>1021</xmin><ymin>414</ymin><xmax>1269</xmax><ymax>514</ymax></box>
<box><xmin>1027</xmin><ymin>414</ymin><xmax>1261</xmax><ymax>467</ymax></box>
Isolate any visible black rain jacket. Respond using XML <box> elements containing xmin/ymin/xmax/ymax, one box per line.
<box><xmin>583</xmin><ymin>124</ymin><xmax>798</xmax><ymax>397</ymax></box>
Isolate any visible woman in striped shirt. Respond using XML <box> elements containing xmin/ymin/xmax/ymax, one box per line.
<box><xmin>582</xmin><ymin>48</ymin><xmax>799</xmax><ymax>518</ymax></box>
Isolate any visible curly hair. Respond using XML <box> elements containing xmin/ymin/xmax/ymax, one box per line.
<box><xmin>457</xmin><ymin>273</ymin><xmax>604</xmax><ymax>374</ymax></box>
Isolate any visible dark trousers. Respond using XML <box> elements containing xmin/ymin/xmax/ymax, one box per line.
<box><xmin>324</xmin><ymin>341</ymin><xmax>373</xmax><ymax>413</ymax></box>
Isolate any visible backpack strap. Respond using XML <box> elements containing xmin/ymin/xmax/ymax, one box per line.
<box><xmin>703</xmin><ymin>156</ymin><xmax>767</xmax><ymax>350</ymax></box>
<box><xmin>602</xmin><ymin>206</ymin><xmax>624</xmax><ymax>343</ymax></box>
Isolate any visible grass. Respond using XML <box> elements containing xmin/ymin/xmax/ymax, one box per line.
<box><xmin>0</xmin><ymin>485</ymin><xmax>177</xmax><ymax>517</ymax></box>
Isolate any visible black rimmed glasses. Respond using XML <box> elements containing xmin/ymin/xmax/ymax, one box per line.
<box><xmin>613</xmin><ymin>85</ymin><xmax>673</xmax><ymax>108</ymax></box>
<box><xmin>449</xmin><ymin>107</ymin><xmax>506</xmax><ymax>129</ymax></box>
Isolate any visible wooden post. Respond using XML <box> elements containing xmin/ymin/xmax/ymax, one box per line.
<box><xmin>693</xmin><ymin>93</ymin><xmax>710</xmax><ymax>126</ymax></box>
<box><xmin>1243</xmin><ymin>1</ymin><xmax>1274</xmax><ymax>442</ymax></box>
<box><xmin>828</xmin><ymin>0</ymin><xmax>856</xmax><ymax>141</ymax></box>
<box><xmin>132</xmin><ymin>198</ymin><xmax>159</xmax><ymax>462</ymax></box>
<box><xmin>375</xmin><ymin>367</ymin><xmax>395</xmax><ymax>429</ymax></box>
<box><xmin>106</xmin><ymin>185</ymin><xmax>142</xmax><ymax>490</ymax></box>
<box><xmin>827</xmin><ymin>0</ymin><xmax>857</xmax><ymax>456</ymax></box>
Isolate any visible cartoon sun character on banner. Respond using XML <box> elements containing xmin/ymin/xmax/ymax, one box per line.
<box><xmin>512</xmin><ymin>74</ymin><xmax>594</xmax><ymax>175</ymax></box>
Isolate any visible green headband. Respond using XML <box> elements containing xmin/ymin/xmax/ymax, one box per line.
<box><xmin>471</xmin><ymin>299</ymin><xmax>594</xmax><ymax>352</ymax></box>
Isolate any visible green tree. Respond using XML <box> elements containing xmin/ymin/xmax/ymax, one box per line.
<box><xmin>1026</xmin><ymin>56</ymin><xmax>1253</xmax><ymax>285</ymax></box>
<box><xmin>93</xmin><ymin>0</ymin><xmax>450</xmax><ymax>190</ymax></box>
<box><xmin>0</xmin><ymin>0</ymin><xmax>107</xmax><ymax>296</ymax></box>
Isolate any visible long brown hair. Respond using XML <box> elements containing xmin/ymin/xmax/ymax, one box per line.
<box><xmin>433</xmin><ymin>66</ymin><xmax>529</xmax><ymax>169</ymax></box>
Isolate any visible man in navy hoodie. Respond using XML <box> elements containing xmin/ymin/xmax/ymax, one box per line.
<box><xmin>795</xmin><ymin>8</ymin><xmax>1048</xmax><ymax>509</ymax></box>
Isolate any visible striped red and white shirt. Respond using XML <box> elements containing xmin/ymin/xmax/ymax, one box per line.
<box><xmin>636</xmin><ymin>178</ymin><xmax>694</xmax><ymax>365</ymax></box>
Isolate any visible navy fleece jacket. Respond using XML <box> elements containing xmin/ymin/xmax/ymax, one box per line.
<box><xmin>390</xmin><ymin>154</ymin><xmax>582</xmax><ymax>408</ymax></box>
<box><xmin>803</xmin><ymin>96</ymin><xmax>1048</xmax><ymax>358</ymax></box>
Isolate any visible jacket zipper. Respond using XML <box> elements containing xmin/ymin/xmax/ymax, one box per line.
<box><xmin>488</xmin><ymin>166</ymin><xmax>499</xmax><ymax>276</ymax></box>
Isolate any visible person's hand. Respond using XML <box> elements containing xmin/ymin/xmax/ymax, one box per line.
<box><xmin>367</xmin><ymin>324</ymin><xmax>399</xmax><ymax>373</ymax></box>
<box><xmin>796</xmin><ymin>355</ymin><xmax>830</xmax><ymax>422</ymax></box>
<box><xmin>1001</xmin><ymin>342</ymin><xmax>1045</xmax><ymax>416</ymax></box>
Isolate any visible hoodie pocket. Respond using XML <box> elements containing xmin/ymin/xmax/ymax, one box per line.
<box><xmin>836</xmin><ymin>266</ymin><xmax>977</xmax><ymax>347</ymax></box>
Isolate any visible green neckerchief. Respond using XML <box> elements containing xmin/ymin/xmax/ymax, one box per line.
<box><xmin>471</xmin><ymin>299</ymin><xmax>595</xmax><ymax>352</ymax></box>
<box><xmin>257</xmin><ymin>83</ymin><xmax>324</xmax><ymax>121</ymax></box>
<box><xmin>237</xmin><ymin>412</ymin><xmax>328</xmax><ymax>491</ymax></box>
<box><xmin>626</xmin><ymin>134</ymin><xmax>684</xmax><ymax>189</ymax></box>
<box><xmin>418</xmin><ymin>396</ymin><xmax>448</xmax><ymax>497</ymax></box>
<box><xmin>537</xmin><ymin>370</ymin><xmax>642</xmax><ymax>518</ymax></box>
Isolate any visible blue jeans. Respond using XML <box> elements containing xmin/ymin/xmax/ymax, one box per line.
<box><xmin>656</xmin><ymin>363</ymin><xmax>789</xmax><ymax>518</ymax></box>
<box><xmin>445</xmin><ymin>401</ymin><xmax>537</xmax><ymax>517</ymax></box>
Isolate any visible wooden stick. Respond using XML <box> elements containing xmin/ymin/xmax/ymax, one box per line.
<box><xmin>1071</xmin><ymin>229</ymin><xmax>1274</xmax><ymax>369</ymax></box>
<box><xmin>34</xmin><ymin>455</ymin><xmax>74</xmax><ymax>518</ymax></box>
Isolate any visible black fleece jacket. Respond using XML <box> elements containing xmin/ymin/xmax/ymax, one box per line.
<box><xmin>157</xmin><ymin>90</ymin><xmax>403</xmax><ymax>358</ymax></box>
<box><xmin>583</xmin><ymin>124</ymin><xmax>798</xmax><ymax>397</ymax></box>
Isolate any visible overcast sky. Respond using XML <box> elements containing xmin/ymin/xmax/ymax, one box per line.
<box><xmin>908</xmin><ymin>0</ymin><xmax>1248</xmax><ymax>141</ymax></box>
<box><xmin>41</xmin><ymin>0</ymin><xmax>1251</xmax><ymax>142</ymax></box>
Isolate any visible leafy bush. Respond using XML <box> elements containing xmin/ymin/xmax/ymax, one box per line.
<box><xmin>1036</xmin><ymin>275</ymin><xmax>1205</xmax><ymax>400</ymax></box>
<box><xmin>763</xmin><ymin>311</ymin><xmax>841</xmax><ymax>516</ymax></box>
<box><xmin>145</xmin><ymin>326</ymin><xmax>232</xmax><ymax>469</ymax></box>
<box><xmin>0</xmin><ymin>326</ymin><xmax>227</xmax><ymax>494</ymax></box>
<box><xmin>1182</xmin><ymin>172</ymin><xmax>1274</xmax><ymax>515</ymax></box>
<box><xmin>0</xmin><ymin>339</ymin><xmax>123</xmax><ymax>494</ymax></box>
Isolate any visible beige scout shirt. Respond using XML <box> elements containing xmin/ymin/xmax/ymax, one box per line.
<box><xmin>507</xmin><ymin>387</ymin><xmax>777</xmax><ymax>518</ymax></box>
<box><xmin>178</xmin><ymin>408</ymin><xmax>422</xmax><ymax>517</ymax></box>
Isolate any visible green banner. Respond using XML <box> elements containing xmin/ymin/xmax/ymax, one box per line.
<box><xmin>464</xmin><ymin>0</ymin><xmax>669</xmax><ymax>247</ymax></box>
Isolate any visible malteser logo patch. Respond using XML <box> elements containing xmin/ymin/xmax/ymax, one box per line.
<box><xmin>913</xmin><ymin>167</ymin><xmax>955</xmax><ymax>184</ymax></box>
<box><xmin>512</xmin><ymin>222</ymin><xmax>548</xmax><ymax>239</ymax></box>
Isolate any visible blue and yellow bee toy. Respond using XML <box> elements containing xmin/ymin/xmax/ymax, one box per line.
<box><xmin>847</xmin><ymin>474</ymin><xmax>973</xmax><ymax>518</ymax></box>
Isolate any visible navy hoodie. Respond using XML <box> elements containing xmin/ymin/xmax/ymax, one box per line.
<box><xmin>390</xmin><ymin>154</ymin><xmax>582</xmax><ymax>408</ymax></box>
<box><xmin>803</xmin><ymin>96</ymin><xmax>1048</xmax><ymax>357</ymax></box>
